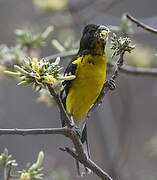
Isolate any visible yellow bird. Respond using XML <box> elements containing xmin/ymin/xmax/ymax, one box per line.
<box><xmin>60</xmin><ymin>24</ymin><xmax>111</xmax><ymax>176</ymax></box>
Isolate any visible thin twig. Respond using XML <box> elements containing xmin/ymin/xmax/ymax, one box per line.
<box><xmin>126</xmin><ymin>14</ymin><xmax>157</xmax><ymax>34</ymax></box>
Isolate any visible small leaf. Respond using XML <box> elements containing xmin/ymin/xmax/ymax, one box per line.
<box><xmin>54</xmin><ymin>57</ymin><xmax>60</xmax><ymax>65</ymax></box>
<box><xmin>41</xmin><ymin>26</ymin><xmax>54</xmax><ymax>39</ymax></box>
<box><xmin>52</xmin><ymin>39</ymin><xmax>65</xmax><ymax>52</ymax></box>
<box><xmin>14</xmin><ymin>65</ymin><xmax>29</xmax><ymax>75</ymax></box>
<box><xmin>57</xmin><ymin>75</ymin><xmax>76</xmax><ymax>80</ymax></box>
<box><xmin>4</xmin><ymin>71</ymin><xmax>22</xmax><ymax>77</ymax></box>
<box><xmin>17</xmin><ymin>81</ymin><xmax>30</xmax><ymax>86</ymax></box>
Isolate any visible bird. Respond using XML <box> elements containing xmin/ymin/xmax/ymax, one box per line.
<box><xmin>60</xmin><ymin>24</ymin><xmax>111</xmax><ymax>176</ymax></box>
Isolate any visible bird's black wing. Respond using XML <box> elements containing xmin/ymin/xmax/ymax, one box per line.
<box><xmin>60</xmin><ymin>59</ymin><xmax>77</xmax><ymax>126</ymax></box>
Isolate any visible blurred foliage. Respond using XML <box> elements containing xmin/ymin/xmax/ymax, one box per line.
<box><xmin>0</xmin><ymin>26</ymin><xmax>55</xmax><ymax>106</ymax></box>
<box><xmin>52</xmin><ymin>37</ymin><xmax>79</xmax><ymax>52</ymax></box>
<box><xmin>0</xmin><ymin>149</ymin><xmax>44</xmax><ymax>180</ymax></box>
<box><xmin>110</xmin><ymin>13</ymin><xmax>133</xmax><ymax>35</ymax></box>
<box><xmin>0</xmin><ymin>26</ymin><xmax>53</xmax><ymax>72</ymax></box>
<box><xmin>146</xmin><ymin>134</ymin><xmax>157</xmax><ymax>158</ymax></box>
<box><xmin>15</xmin><ymin>26</ymin><xmax>53</xmax><ymax>50</ymax></box>
<box><xmin>0</xmin><ymin>45</ymin><xmax>26</xmax><ymax>66</ymax></box>
<box><xmin>37</xmin><ymin>89</ymin><xmax>55</xmax><ymax>107</ymax></box>
<box><xmin>0</xmin><ymin>64</ymin><xmax>6</xmax><ymax>76</ymax></box>
<box><xmin>0</xmin><ymin>148</ymin><xmax>18</xmax><ymax>167</ymax></box>
<box><xmin>125</xmin><ymin>44</ymin><xmax>157</xmax><ymax>68</ymax></box>
<box><xmin>0</xmin><ymin>148</ymin><xmax>70</xmax><ymax>180</ymax></box>
<box><xmin>33</xmin><ymin>0</ymin><xmax>69</xmax><ymax>12</ymax></box>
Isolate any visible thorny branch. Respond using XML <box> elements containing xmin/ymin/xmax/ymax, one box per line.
<box><xmin>126</xmin><ymin>13</ymin><xmax>157</xmax><ymax>35</ymax></box>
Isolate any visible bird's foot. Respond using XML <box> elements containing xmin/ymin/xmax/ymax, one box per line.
<box><xmin>107</xmin><ymin>79</ymin><xmax>116</xmax><ymax>90</ymax></box>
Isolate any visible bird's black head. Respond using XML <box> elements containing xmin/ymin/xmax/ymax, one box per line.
<box><xmin>78</xmin><ymin>24</ymin><xmax>110</xmax><ymax>56</ymax></box>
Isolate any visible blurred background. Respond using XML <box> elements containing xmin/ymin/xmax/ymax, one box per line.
<box><xmin>0</xmin><ymin>0</ymin><xmax>157</xmax><ymax>180</ymax></box>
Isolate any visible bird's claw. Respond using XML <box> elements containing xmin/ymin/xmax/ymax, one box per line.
<box><xmin>107</xmin><ymin>79</ymin><xmax>116</xmax><ymax>90</ymax></box>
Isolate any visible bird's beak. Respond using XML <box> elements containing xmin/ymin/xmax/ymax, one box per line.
<box><xmin>98</xmin><ymin>25</ymin><xmax>110</xmax><ymax>40</ymax></box>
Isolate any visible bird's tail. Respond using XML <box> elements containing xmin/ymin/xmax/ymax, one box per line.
<box><xmin>75</xmin><ymin>124</ymin><xmax>92</xmax><ymax>177</ymax></box>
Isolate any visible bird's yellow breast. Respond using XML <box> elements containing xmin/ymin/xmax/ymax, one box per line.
<box><xmin>66</xmin><ymin>54</ymin><xmax>107</xmax><ymax>124</ymax></box>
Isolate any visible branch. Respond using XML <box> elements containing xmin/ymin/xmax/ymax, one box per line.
<box><xmin>0</xmin><ymin>128</ymin><xmax>112</xmax><ymax>180</ymax></box>
<box><xmin>0</xmin><ymin>128</ymin><xmax>69</xmax><ymax>136</ymax></box>
<box><xmin>45</xmin><ymin>50</ymin><xmax>157</xmax><ymax>77</ymax></box>
<box><xmin>62</xmin><ymin>148</ymin><xmax>113</xmax><ymax>180</ymax></box>
<box><xmin>126</xmin><ymin>13</ymin><xmax>157</xmax><ymax>34</ymax></box>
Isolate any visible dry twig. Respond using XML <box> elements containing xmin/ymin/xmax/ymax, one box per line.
<box><xmin>126</xmin><ymin>14</ymin><xmax>157</xmax><ymax>35</ymax></box>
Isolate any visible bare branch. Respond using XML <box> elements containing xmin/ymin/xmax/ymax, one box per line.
<box><xmin>0</xmin><ymin>128</ymin><xmax>112</xmax><ymax>180</ymax></box>
<box><xmin>0</xmin><ymin>128</ymin><xmax>69</xmax><ymax>136</ymax></box>
<box><xmin>63</xmin><ymin>147</ymin><xmax>113</xmax><ymax>180</ymax></box>
<box><xmin>126</xmin><ymin>13</ymin><xmax>157</xmax><ymax>34</ymax></box>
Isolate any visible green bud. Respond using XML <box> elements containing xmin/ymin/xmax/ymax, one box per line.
<box><xmin>57</xmin><ymin>75</ymin><xmax>76</xmax><ymax>81</ymax></box>
<box><xmin>14</xmin><ymin>65</ymin><xmax>29</xmax><ymax>75</ymax></box>
<box><xmin>4</xmin><ymin>71</ymin><xmax>22</xmax><ymax>77</ymax></box>
<box><xmin>54</xmin><ymin>57</ymin><xmax>60</xmax><ymax>65</ymax></box>
<box><xmin>17</xmin><ymin>81</ymin><xmax>30</xmax><ymax>86</ymax></box>
<box><xmin>52</xmin><ymin>39</ymin><xmax>65</xmax><ymax>52</ymax></box>
<box><xmin>41</xmin><ymin>26</ymin><xmax>54</xmax><ymax>39</ymax></box>
<box><xmin>20</xmin><ymin>172</ymin><xmax>31</xmax><ymax>180</ymax></box>
<box><xmin>29</xmin><ymin>151</ymin><xmax>44</xmax><ymax>170</ymax></box>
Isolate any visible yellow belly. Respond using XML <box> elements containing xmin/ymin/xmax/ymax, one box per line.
<box><xmin>66</xmin><ymin>54</ymin><xmax>107</xmax><ymax>124</ymax></box>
